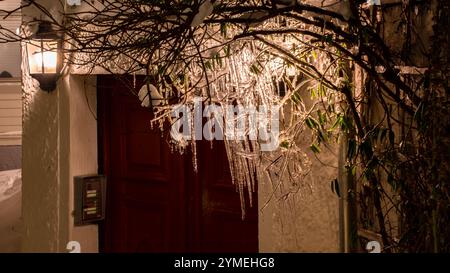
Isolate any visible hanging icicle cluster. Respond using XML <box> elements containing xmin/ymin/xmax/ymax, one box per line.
<box><xmin>137</xmin><ymin>17</ymin><xmax>321</xmax><ymax>217</ymax></box>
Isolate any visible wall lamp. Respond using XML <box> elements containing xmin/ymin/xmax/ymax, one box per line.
<box><xmin>26</xmin><ymin>21</ymin><xmax>62</xmax><ymax>92</ymax></box>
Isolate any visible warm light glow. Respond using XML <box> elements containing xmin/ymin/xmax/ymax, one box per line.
<box><xmin>27</xmin><ymin>40</ymin><xmax>59</xmax><ymax>74</ymax></box>
<box><xmin>32</xmin><ymin>51</ymin><xmax>57</xmax><ymax>73</ymax></box>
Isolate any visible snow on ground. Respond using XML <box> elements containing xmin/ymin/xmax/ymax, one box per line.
<box><xmin>0</xmin><ymin>169</ymin><xmax>21</xmax><ymax>253</ymax></box>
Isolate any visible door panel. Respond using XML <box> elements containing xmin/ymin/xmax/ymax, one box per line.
<box><xmin>98</xmin><ymin>76</ymin><xmax>257</xmax><ymax>253</ymax></box>
<box><xmin>198</xmin><ymin>140</ymin><xmax>258</xmax><ymax>252</ymax></box>
<box><xmin>107</xmin><ymin>79</ymin><xmax>186</xmax><ymax>252</ymax></box>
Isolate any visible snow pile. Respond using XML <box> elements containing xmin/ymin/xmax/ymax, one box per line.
<box><xmin>138</xmin><ymin>84</ymin><xmax>165</xmax><ymax>107</ymax></box>
<box><xmin>0</xmin><ymin>169</ymin><xmax>21</xmax><ymax>253</ymax></box>
<box><xmin>0</xmin><ymin>169</ymin><xmax>21</xmax><ymax>203</ymax></box>
<box><xmin>191</xmin><ymin>0</ymin><xmax>214</xmax><ymax>27</ymax></box>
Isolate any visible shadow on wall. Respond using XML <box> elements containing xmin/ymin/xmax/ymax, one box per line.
<box><xmin>0</xmin><ymin>145</ymin><xmax>22</xmax><ymax>253</ymax></box>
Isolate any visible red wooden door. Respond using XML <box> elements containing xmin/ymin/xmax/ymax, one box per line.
<box><xmin>195</xmin><ymin>140</ymin><xmax>259</xmax><ymax>252</ymax></box>
<box><xmin>98</xmin><ymin>76</ymin><xmax>258</xmax><ymax>253</ymax></box>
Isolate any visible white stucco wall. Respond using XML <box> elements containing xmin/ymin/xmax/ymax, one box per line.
<box><xmin>22</xmin><ymin>72</ymin><xmax>98</xmax><ymax>252</ymax></box>
<box><xmin>67</xmin><ymin>75</ymin><xmax>98</xmax><ymax>252</ymax></box>
<box><xmin>259</xmin><ymin>139</ymin><xmax>340</xmax><ymax>252</ymax></box>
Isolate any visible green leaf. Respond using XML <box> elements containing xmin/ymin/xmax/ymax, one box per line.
<box><xmin>345</xmin><ymin>165</ymin><xmax>357</xmax><ymax>176</ymax></box>
<box><xmin>204</xmin><ymin>60</ymin><xmax>212</xmax><ymax>70</ymax></box>
<box><xmin>280</xmin><ymin>140</ymin><xmax>290</xmax><ymax>149</ymax></box>
<box><xmin>310</xmin><ymin>143</ymin><xmax>321</xmax><ymax>154</ymax></box>
<box><xmin>359</xmin><ymin>140</ymin><xmax>373</xmax><ymax>159</ymax></box>
<box><xmin>317</xmin><ymin>84</ymin><xmax>326</xmax><ymax>96</ymax></box>
<box><xmin>305</xmin><ymin>117</ymin><xmax>317</xmax><ymax>129</ymax></box>
<box><xmin>311</xmin><ymin>50</ymin><xmax>317</xmax><ymax>60</ymax></box>
<box><xmin>214</xmin><ymin>53</ymin><xmax>223</xmax><ymax>67</ymax></box>
<box><xmin>310</xmin><ymin>87</ymin><xmax>317</xmax><ymax>98</ymax></box>
<box><xmin>324</xmin><ymin>34</ymin><xmax>333</xmax><ymax>43</ymax></box>
<box><xmin>330</xmin><ymin>114</ymin><xmax>343</xmax><ymax>130</ymax></box>
<box><xmin>291</xmin><ymin>91</ymin><xmax>302</xmax><ymax>104</ymax></box>
<box><xmin>249</xmin><ymin>63</ymin><xmax>261</xmax><ymax>75</ymax></box>
<box><xmin>220</xmin><ymin>22</ymin><xmax>228</xmax><ymax>37</ymax></box>
<box><xmin>387</xmin><ymin>173</ymin><xmax>397</xmax><ymax>191</ymax></box>
<box><xmin>317</xmin><ymin>129</ymin><xmax>327</xmax><ymax>143</ymax></box>
<box><xmin>331</xmin><ymin>178</ymin><xmax>341</xmax><ymax>197</ymax></box>
<box><xmin>347</xmin><ymin>138</ymin><xmax>356</xmax><ymax>160</ymax></box>
<box><xmin>318</xmin><ymin>110</ymin><xmax>326</xmax><ymax>125</ymax></box>
<box><xmin>340</xmin><ymin>115</ymin><xmax>352</xmax><ymax>131</ymax></box>
<box><xmin>223</xmin><ymin>44</ymin><xmax>231</xmax><ymax>57</ymax></box>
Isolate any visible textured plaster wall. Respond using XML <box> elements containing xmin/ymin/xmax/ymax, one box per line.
<box><xmin>259</xmin><ymin>146</ymin><xmax>340</xmax><ymax>252</ymax></box>
<box><xmin>21</xmin><ymin>0</ymin><xmax>98</xmax><ymax>252</ymax></box>
<box><xmin>67</xmin><ymin>75</ymin><xmax>98</xmax><ymax>252</ymax></box>
<box><xmin>22</xmin><ymin>71</ymin><xmax>98</xmax><ymax>252</ymax></box>
<box><xmin>22</xmin><ymin>57</ymin><xmax>64</xmax><ymax>252</ymax></box>
<box><xmin>259</xmin><ymin>96</ymin><xmax>340</xmax><ymax>252</ymax></box>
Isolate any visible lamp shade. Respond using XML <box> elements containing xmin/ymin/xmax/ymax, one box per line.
<box><xmin>25</xmin><ymin>21</ymin><xmax>62</xmax><ymax>92</ymax></box>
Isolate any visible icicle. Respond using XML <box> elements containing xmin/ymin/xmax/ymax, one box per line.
<box><xmin>190</xmin><ymin>110</ymin><xmax>198</xmax><ymax>173</ymax></box>
<box><xmin>145</xmin><ymin>26</ymin><xmax>317</xmax><ymax>218</ymax></box>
